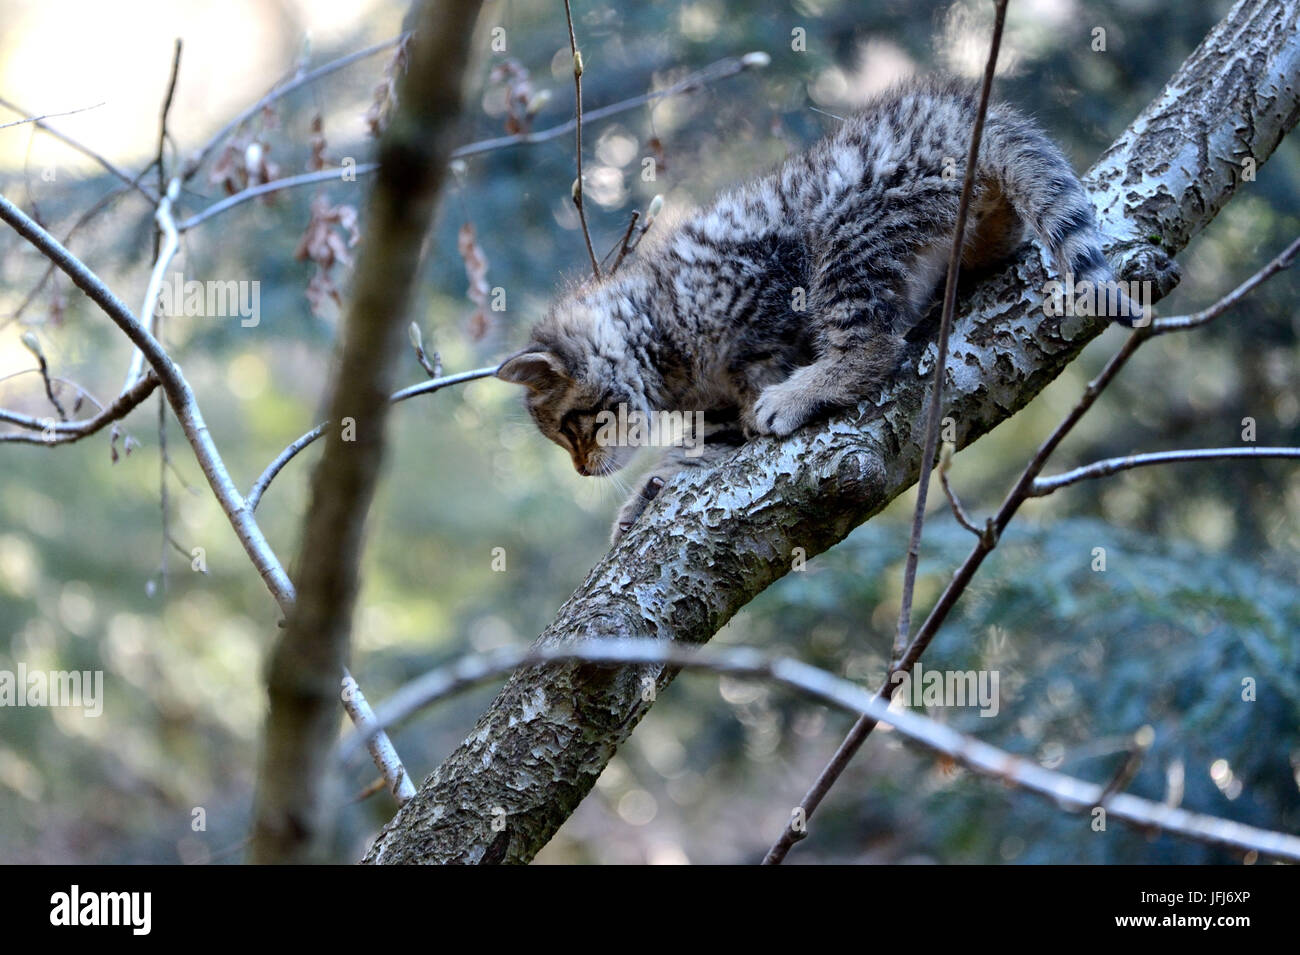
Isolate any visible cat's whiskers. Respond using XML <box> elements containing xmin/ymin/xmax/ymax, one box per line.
<box><xmin>594</xmin><ymin>458</ymin><xmax>632</xmax><ymax>500</ymax></box>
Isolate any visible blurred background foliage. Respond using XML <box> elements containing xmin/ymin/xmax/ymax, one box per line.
<box><xmin>0</xmin><ymin>0</ymin><xmax>1297</xmax><ymax>863</ymax></box>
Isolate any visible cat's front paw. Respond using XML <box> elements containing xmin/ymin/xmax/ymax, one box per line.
<box><xmin>610</xmin><ymin>475</ymin><xmax>666</xmax><ymax>544</ymax></box>
<box><xmin>751</xmin><ymin>377</ymin><xmax>821</xmax><ymax>437</ymax></box>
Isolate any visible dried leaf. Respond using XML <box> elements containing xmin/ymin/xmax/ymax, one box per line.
<box><xmin>307</xmin><ymin>113</ymin><xmax>328</xmax><ymax>172</ymax></box>
<box><xmin>295</xmin><ymin>194</ymin><xmax>362</xmax><ymax>317</ymax></box>
<box><xmin>488</xmin><ymin>59</ymin><xmax>539</xmax><ymax>136</ymax></box>
<box><xmin>646</xmin><ymin>136</ymin><xmax>667</xmax><ymax>175</ymax></box>
<box><xmin>458</xmin><ymin>221</ymin><xmax>491</xmax><ymax>340</ymax></box>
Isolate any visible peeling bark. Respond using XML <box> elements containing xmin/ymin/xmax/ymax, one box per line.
<box><xmin>363</xmin><ymin>0</ymin><xmax>1300</xmax><ymax>865</ymax></box>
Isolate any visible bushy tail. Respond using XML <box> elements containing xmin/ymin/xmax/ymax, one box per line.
<box><xmin>981</xmin><ymin>106</ymin><xmax>1146</xmax><ymax>326</ymax></box>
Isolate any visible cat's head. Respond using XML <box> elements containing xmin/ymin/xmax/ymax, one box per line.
<box><xmin>496</xmin><ymin>298</ymin><xmax>650</xmax><ymax>477</ymax></box>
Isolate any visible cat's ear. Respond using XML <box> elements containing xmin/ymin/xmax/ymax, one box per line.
<box><xmin>496</xmin><ymin>350</ymin><xmax>571</xmax><ymax>391</ymax></box>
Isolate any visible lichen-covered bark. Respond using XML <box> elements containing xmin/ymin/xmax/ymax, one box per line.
<box><xmin>363</xmin><ymin>0</ymin><xmax>1300</xmax><ymax>865</ymax></box>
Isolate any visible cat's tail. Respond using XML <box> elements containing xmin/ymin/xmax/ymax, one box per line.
<box><xmin>980</xmin><ymin>105</ymin><xmax>1146</xmax><ymax>326</ymax></box>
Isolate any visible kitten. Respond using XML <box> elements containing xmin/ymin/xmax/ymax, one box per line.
<box><xmin>498</xmin><ymin>77</ymin><xmax>1129</xmax><ymax>542</ymax></box>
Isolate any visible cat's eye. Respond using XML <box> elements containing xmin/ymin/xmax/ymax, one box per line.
<box><xmin>559</xmin><ymin>407</ymin><xmax>600</xmax><ymax>446</ymax></box>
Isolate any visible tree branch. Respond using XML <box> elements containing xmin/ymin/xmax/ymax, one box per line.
<box><xmin>180</xmin><ymin>35</ymin><xmax>408</xmax><ymax>182</ymax></box>
<box><xmin>173</xmin><ymin>53</ymin><xmax>766</xmax><ymax>233</ymax></box>
<box><xmin>0</xmin><ymin>193</ymin><xmax>294</xmax><ymax>606</ymax></box>
<box><xmin>0</xmin><ymin>96</ymin><xmax>159</xmax><ymax>203</ymax></box>
<box><xmin>0</xmin><ymin>371</ymin><xmax>160</xmax><ymax>445</ymax></box>
<box><xmin>245</xmin><ymin>365</ymin><xmax>498</xmax><ymax>513</ymax></box>
<box><xmin>349</xmin><ymin>640</ymin><xmax>1300</xmax><ymax>863</ymax></box>
<box><xmin>1031</xmin><ymin>446</ymin><xmax>1300</xmax><ymax>495</ymax></box>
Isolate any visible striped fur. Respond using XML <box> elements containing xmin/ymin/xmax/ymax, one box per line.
<box><xmin>498</xmin><ymin>77</ymin><xmax>1121</xmax><ymax>538</ymax></box>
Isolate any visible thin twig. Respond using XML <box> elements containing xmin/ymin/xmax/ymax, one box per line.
<box><xmin>0</xmin><ymin>182</ymin><xmax>139</xmax><ymax>332</ymax></box>
<box><xmin>176</xmin><ymin>164</ymin><xmax>377</xmax><ymax>231</ymax></box>
<box><xmin>606</xmin><ymin>209</ymin><xmax>639</xmax><ymax>274</ymax></box>
<box><xmin>175</xmin><ymin>53</ymin><xmax>766</xmax><ymax>234</ymax></box>
<box><xmin>0</xmin><ymin>369</ymin><xmax>103</xmax><ymax>411</ymax></box>
<box><xmin>156</xmin><ymin>381</ymin><xmax>171</xmax><ymax>593</ymax></box>
<box><xmin>0</xmin><ymin>100</ymin><xmax>106</xmax><ymax>132</ymax></box>
<box><xmin>180</xmin><ymin>35</ymin><xmax>407</xmax><ymax>182</ymax></box>
<box><xmin>0</xmin><ymin>96</ymin><xmax>159</xmax><ymax>203</ymax></box>
<box><xmin>245</xmin><ymin>424</ymin><xmax>325</xmax><ymax>513</ymax></box>
<box><xmin>340</xmin><ymin>639</ymin><xmax>1300</xmax><ymax>863</ymax></box>
<box><xmin>1095</xmin><ymin>725</ymin><xmax>1154</xmax><ymax>809</ymax></box>
<box><xmin>123</xmin><ymin>177</ymin><xmax>180</xmax><ymax>392</ymax></box>
<box><xmin>17</xmin><ymin>333</ymin><xmax>68</xmax><ymax>420</ymax></box>
<box><xmin>893</xmin><ymin>0</ymin><xmax>1008</xmax><ymax>660</ymax></box>
<box><xmin>246</xmin><ymin>365</ymin><xmax>499</xmax><ymax>512</ymax></box>
<box><xmin>153</xmin><ymin>40</ymin><xmax>183</xmax><ymax>597</ymax></box>
<box><xmin>938</xmin><ymin>451</ymin><xmax>986</xmax><ymax>538</ymax></box>
<box><xmin>1150</xmin><ymin>235</ymin><xmax>1300</xmax><ymax>334</ymax></box>
<box><xmin>0</xmin><ymin>372</ymin><xmax>159</xmax><ymax>445</ymax></box>
<box><xmin>1031</xmin><ymin>447</ymin><xmax>1300</xmax><ymax>495</ymax></box>
<box><xmin>408</xmin><ymin>323</ymin><xmax>441</xmax><ymax>378</ymax></box>
<box><xmin>342</xmin><ymin>668</ymin><xmax>416</xmax><ymax>806</ymax></box>
<box><xmin>155</xmin><ymin>40</ymin><xmax>183</xmax><ymax>226</ymax></box>
<box><xmin>563</xmin><ymin>0</ymin><xmax>601</xmax><ymax>279</ymax></box>
<box><xmin>450</xmin><ymin>53</ymin><xmax>767</xmax><ymax>161</ymax></box>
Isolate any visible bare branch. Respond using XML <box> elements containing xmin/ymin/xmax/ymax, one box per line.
<box><xmin>604</xmin><ymin>209</ymin><xmax>639</xmax><ymax>273</ymax></box>
<box><xmin>0</xmin><ymin>372</ymin><xmax>159</xmax><ymax>445</ymax></box>
<box><xmin>938</xmin><ymin>445</ymin><xmax>988</xmax><ymax>539</ymax></box>
<box><xmin>1150</xmin><ymin>234</ymin><xmax>1300</xmax><ymax>334</ymax></box>
<box><xmin>449</xmin><ymin>53</ymin><xmax>768</xmax><ymax>160</ymax></box>
<box><xmin>176</xmin><ymin>165</ymin><xmax>377</xmax><ymax>231</ymax></box>
<box><xmin>563</xmin><ymin>0</ymin><xmax>600</xmax><ymax>278</ymax></box>
<box><xmin>154</xmin><ymin>40</ymin><xmax>183</xmax><ymax>203</ymax></box>
<box><xmin>174</xmin><ymin>53</ymin><xmax>766</xmax><ymax>234</ymax></box>
<box><xmin>180</xmin><ymin>35</ymin><xmax>407</xmax><ymax>182</ymax></box>
<box><xmin>16</xmin><ymin>332</ymin><xmax>67</xmax><ymax>420</ymax></box>
<box><xmin>770</xmin><ymin>0</ymin><xmax>1010</xmax><ymax>868</ymax></box>
<box><xmin>342</xmin><ymin>667</ymin><xmax>416</xmax><ymax>806</ymax></box>
<box><xmin>245</xmin><ymin>365</ymin><xmax>498</xmax><ymax>513</ymax></box>
<box><xmin>765</xmin><ymin>233</ymin><xmax>1300</xmax><ymax>863</ymax></box>
<box><xmin>0</xmin><ymin>193</ymin><xmax>295</xmax><ymax>608</ymax></box>
<box><xmin>1031</xmin><ymin>446</ymin><xmax>1300</xmax><ymax>495</ymax></box>
<box><xmin>893</xmin><ymin>0</ymin><xmax>1008</xmax><ymax>660</ymax></box>
<box><xmin>0</xmin><ymin>100</ymin><xmax>105</xmax><ymax>131</ymax></box>
<box><xmin>0</xmin><ymin>183</ymin><xmax>137</xmax><ymax>332</ymax></box>
<box><xmin>0</xmin><ymin>96</ymin><xmax>159</xmax><ymax>203</ymax></box>
<box><xmin>354</xmin><ymin>640</ymin><xmax>1300</xmax><ymax>864</ymax></box>
<box><xmin>123</xmin><ymin>178</ymin><xmax>180</xmax><ymax>391</ymax></box>
<box><xmin>0</xmin><ymin>40</ymin><xmax>421</xmax><ymax>823</ymax></box>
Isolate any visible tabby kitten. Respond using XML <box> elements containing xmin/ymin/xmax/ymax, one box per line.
<box><xmin>498</xmin><ymin>77</ymin><xmax>1128</xmax><ymax>541</ymax></box>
